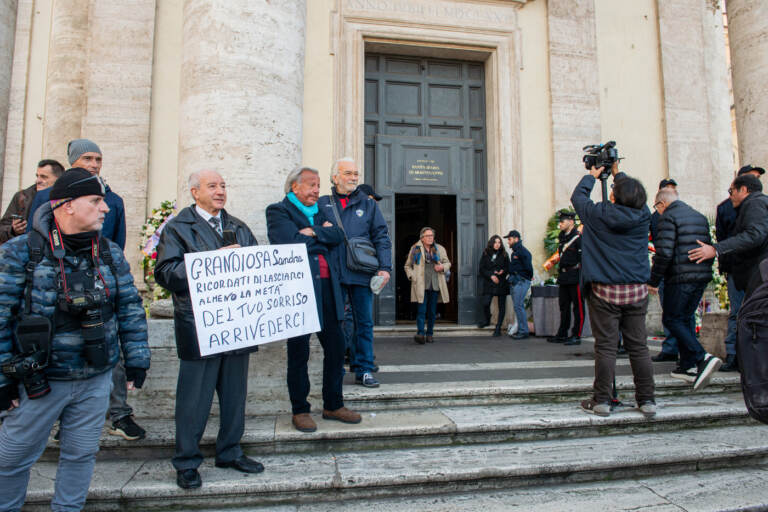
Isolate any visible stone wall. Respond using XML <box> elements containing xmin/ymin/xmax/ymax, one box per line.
<box><xmin>0</xmin><ymin>0</ymin><xmax>17</xmax><ymax>200</ymax></box>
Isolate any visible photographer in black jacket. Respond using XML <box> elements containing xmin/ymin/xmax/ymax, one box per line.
<box><xmin>648</xmin><ymin>188</ymin><xmax>720</xmax><ymax>390</ymax></box>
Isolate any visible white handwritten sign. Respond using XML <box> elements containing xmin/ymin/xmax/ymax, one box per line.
<box><xmin>184</xmin><ymin>244</ymin><xmax>321</xmax><ymax>357</ymax></box>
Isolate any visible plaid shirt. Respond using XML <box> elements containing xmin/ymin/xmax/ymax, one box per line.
<box><xmin>591</xmin><ymin>283</ymin><xmax>648</xmax><ymax>305</ymax></box>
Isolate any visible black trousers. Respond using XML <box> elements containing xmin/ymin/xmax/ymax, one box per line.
<box><xmin>286</xmin><ymin>278</ymin><xmax>345</xmax><ymax>415</ymax></box>
<box><xmin>557</xmin><ymin>283</ymin><xmax>585</xmax><ymax>338</ymax></box>
<box><xmin>173</xmin><ymin>352</ymin><xmax>249</xmax><ymax>470</ymax></box>
<box><xmin>480</xmin><ymin>294</ymin><xmax>507</xmax><ymax>329</ymax></box>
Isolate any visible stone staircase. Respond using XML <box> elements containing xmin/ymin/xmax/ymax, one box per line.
<box><xmin>20</xmin><ymin>321</ymin><xmax>768</xmax><ymax>511</ymax></box>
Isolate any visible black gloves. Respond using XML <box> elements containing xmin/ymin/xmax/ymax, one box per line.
<box><xmin>0</xmin><ymin>384</ymin><xmax>20</xmax><ymax>411</ymax></box>
<box><xmin>125</xmin><ymin>367</ymin><xmax>147</xmax><ymax>389</ymax></box>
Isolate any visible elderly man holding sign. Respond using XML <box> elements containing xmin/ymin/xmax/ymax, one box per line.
<box><xmin>266</xmin><ymin>166</ymin><xmax>362</xmax><ymax>433</ymax></box>
<box><xmin>154</xmin><ymin>170</ymin><xmax>264</xmax><ymax>490</ymax></box>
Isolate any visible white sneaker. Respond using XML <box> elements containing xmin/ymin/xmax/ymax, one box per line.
<box><xmin>693</xmin><ymin>354</ymin><xmax>722</xmax><ymax>391</ymax></box>
<box><xmin>670</xmin><ymin>366</ymin><xmax>697</xmax><ymax>383</ymax></box>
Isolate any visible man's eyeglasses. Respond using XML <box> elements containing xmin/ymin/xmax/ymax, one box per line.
<box><xmin>728</xmin><ymin>187</ymin><xmax>735</xmax><ymax>195</ymax></box>
<box><xmin>653</xmin><ymin>201</ymin><xmax>663</xmax><ymax>210</ymax></box>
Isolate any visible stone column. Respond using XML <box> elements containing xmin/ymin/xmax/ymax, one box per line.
<box><xmin>80</xmin><ymin>0</ymin><xmax>156</xmax><ymax>276</ymax></box>
<box><xmin>726</xmin><ymin>0</ymin><xmax>768</xmax><ymax>167</ymax></box>
<box><xmin>178</xmin><ymin>0</ymin><xmax>307</xmax><ymax>242</ymax></box>
<box><xmin>547</xmin><ymin>0</ymin><xmax>602</xmax><ymax>207</ymax></box>
<box><xmin>0</xmin><ymin>0</ymin><xmax>18</xmax><ymax>201</ymax></box>
<box><xmin>41</xmin><ymin>0</ymin><xmax>90</xmax><ymax>164</ymax></box>
<box><xmin>656</xmin><ymin>0</ymin><xmax>733</xmax><ymax>215</ymax></box>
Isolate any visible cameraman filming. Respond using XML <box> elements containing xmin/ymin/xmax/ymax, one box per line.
<box><xmin>0</xmin><ymin>168</ymin><xmax>150</xmax><ymax>511</ymax></box>
<box><xmin>571</xmin><ymin>159</ymin><xmax>656</xmax><ymax>418</ymax></box>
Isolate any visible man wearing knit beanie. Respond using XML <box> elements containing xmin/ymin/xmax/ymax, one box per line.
<box><xmin>0</xmin><ymin>167</ymin><xmax>150</xmax><ymax>511</ymax></box>
<box><xmin>25</xmin><ymin>139</ymin><xmax>142</xmax><ymax>442</ymax></box>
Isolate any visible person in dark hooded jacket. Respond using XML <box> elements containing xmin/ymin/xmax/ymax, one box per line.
<box><xmin>571</xmin><ymin>163</ymin><xmax>656</xmax><ymax>418</ymax></box>
<box><xmin>478</xmin><ymin>235</ymin><xmax>509</xmax><ymax>336</ymax></box>
<box><xmin>648</xmin><ymin>188</ymin><xmax>720</xmax><ymax>390</ymax></box>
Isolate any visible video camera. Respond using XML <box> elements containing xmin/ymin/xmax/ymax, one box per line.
<box><xmin>583</xmin><ymin>141</ymin><xmax>619</xmax><ymax>179</ymax></box>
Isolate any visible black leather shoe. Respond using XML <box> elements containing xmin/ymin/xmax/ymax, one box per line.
<box><xmin>547</xmin><ymin>336</ymin><xmax>567</xmax><ymax>343</ymax></box>
<box><xmin>651</xmin><ymin>352</ymin><xmax>677</xmax><ymax>362</ymax></box>
<box><xmin>177</xmin><ymin>469</ymin><xmax>202</xmax><ymax>489</ymax></box>
<box><xmin>215</xmin><ymin>455</ymin><xmax>265</xmax><ymax>474</ymax></box>
<box><xmin>564</xmin><ymin>336</ymin><xmax>581</xmax><ymax>346</ymax></box>
<box><xmin>719</xmin><ymin>354</ymin><xmax>739</xmax><ymax>372</ymax></box>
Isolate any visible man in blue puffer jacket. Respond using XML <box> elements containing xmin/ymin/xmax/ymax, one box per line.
<box><xmin>318</xmin><ymin>158</ymin><xmax>392</xmax><ymax>388</ymax></box>
<box><xmin>0</xmin><ymin>168</ymin><xmax>150</xmax><ymax>511</ymax></box>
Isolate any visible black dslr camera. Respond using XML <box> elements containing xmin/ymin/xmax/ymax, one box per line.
<box><xmin>583</xmin><ymin>141</ymin><xmax>619</xmax><ymax>179</ymax></box>
<box><xmin>1</xmin><ymin>316</ymin><xmax>52</xmax><ymax>399</ymax></box>
<box><xmin>58</xmin><ymin>270</ymin><xmax>110</xmax><ymax>367</ymax></box>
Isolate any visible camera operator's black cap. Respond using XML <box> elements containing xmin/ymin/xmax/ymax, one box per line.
<box><xmin>558</xmin><ymin>210</ymin><xmax>576</xmax><ymax>221</ymax></box>
<box><xmin>505</xmin><ymin>230</ymin><xmax>521</xmax><ymax>239</ymax></box>
<box><xmin>358</xmin><ymin>183</ymin><xmax>382</xmax><ymax>201</ymax></box>
<box><xmin>49</xmin><ymin>168</ymin><xmax>106</xmax><ymax>209</ymax></box>
<box><xmin>658</xmin><ymin>178</ymin><xmax>677</xmax><ymax>189</ymax></box>
<box><xmin>738</xmin><ymin>164</ymin><xmax>765</xmax><ymax>176</ymax></box>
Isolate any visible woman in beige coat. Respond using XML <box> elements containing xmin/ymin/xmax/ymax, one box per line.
<box><xmin>404</xmin><ymin>227</ymin><xmax>451</xmax><ymax>344</ymax></box>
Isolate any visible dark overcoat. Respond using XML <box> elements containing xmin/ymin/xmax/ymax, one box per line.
<box><xmin>154</xmin><ymin>205</ymin><xmax>259</xmax><ymax>360</ymax></box>
<box><xmin>265</xmin><ymin>197</ymin><xmax>345</xmax><ymax>325</ymax></box>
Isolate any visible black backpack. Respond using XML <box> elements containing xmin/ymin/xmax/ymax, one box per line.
<box><xmin>736</xmin><ymin>259</ymin><xmax>768</xmax><ymax>425</ymax></box>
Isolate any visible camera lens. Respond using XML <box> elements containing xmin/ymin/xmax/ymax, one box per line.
<box><xmin>81</xmin><ymin>308</ymin><xmax>109</xmax><ymax>367</ymax></box>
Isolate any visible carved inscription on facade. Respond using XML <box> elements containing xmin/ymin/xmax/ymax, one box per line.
<box><xmin>344</xmin><ymin>0</ymin><xmax>520</xmax><ymax>28</ymax></box>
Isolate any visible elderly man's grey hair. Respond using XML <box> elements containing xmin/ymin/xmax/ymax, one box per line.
<box><xmin>284</xmin><ymin>166</ymin><xmax>320</xmax><ymax>194</ymax></box>
<box><xmin>330</xmin><ymin>157</ymin><xmax>356</xmax><ymax>182</ymax></box>
<box><xmin>188</xmin><ymin>170</ymin><xmax>224</xmax><ymax>198</ymax></box>
<box><xmin>655</xmin><ymin>188</ymin><xmax>679</xmax><ymax>205</ymax></box>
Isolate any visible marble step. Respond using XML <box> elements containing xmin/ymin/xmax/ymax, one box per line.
<box><xmin>23</xmin><ymin>424</ymin><xmax>768</xmax><ymax>511</ymax></box>
<box><xmin>41</xmin><ymin>392</ymin><xmax>751</xmax><ymax>462</ymax></box>
<box><xmin>189</xmin><ymin>464</ymin><xmax>768</xmax><ymax>512</ymax></box>
<box><xmin>342</xmin><ymin>373</ymin><xmax>742</xmax><ymax>410</ymax></box>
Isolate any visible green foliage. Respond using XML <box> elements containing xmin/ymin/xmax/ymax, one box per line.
<box><xmin>542</xmin><ymin>207</ymin><xmax>578</xmax><ymax>279</ymax></box>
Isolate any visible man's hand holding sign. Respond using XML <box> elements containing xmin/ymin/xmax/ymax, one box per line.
<box><xmin>184</xmin><ymin>244</ymin><xmax>320</xmax><ymax>357</ymax></box>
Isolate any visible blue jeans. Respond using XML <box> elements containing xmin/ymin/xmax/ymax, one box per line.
<box><xmin>511</xmin><ymin>279</ymin><xmax>531</xmax><ymax>335</ymax></box>
<box><xmin>663</xmin><ymin>282</ymin><xmax>708</xmax><ymax>369</ymax></box>
<box><xmin>417</xmin><ymin>289</ymin><xmax>439</xmax><ymax>335</ymax></box>
<box><xmin>0</xmin><ymin>370</ymin><xmax>111</xmax><ymax>512</ymax></box>
<box><xmin>343</xmin><ymin>284</ymin><xmax>375</xmax><ymax>377</ymax></box>
<box><xmin>724</xmin><ymin>274</ymin><xmax>745</xmax><ymax>356</ymax></box>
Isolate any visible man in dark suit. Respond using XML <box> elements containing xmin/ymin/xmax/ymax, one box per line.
<box><xmin>154</xmin><ymin>169</ymin><xmax>264</xmax><ymax>489</ymax></box>
<box><xmin>266</xmin><ymin>166</ymin><xmax>362</xmax><ymax>433</ymax></box>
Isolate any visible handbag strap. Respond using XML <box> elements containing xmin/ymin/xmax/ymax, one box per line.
<box><xmin>329</xmin><ymin>191</ymin><xmax>350</xmax><ymax>244</ymax></box>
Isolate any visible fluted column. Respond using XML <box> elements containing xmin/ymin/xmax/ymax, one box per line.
<box><xmin>727</xmin><ymin>0</ymin><xmax>768</xmax><ymax>167</ymax></box>
<box><xmin>0</xmin><ymin>0</ymin><xmax>18</xmax><ymax>201</ymax></box>
<box><xmin>179</xmin><ymin>0</ymin><xmax>307</xmax><ymax>241</ymax></box>
<box><xmin>41</xmin><ymin>0</ymin><xmax>90</xmax><ymax>164</ymax></box>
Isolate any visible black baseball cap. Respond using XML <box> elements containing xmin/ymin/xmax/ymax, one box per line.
<box><xmin>658</xmin><ymin>178</ymin><xmax>678</xmax><ymax>189</ymax></box>
<box><xmin>737</xmin><ymin>164</ymin><xmax>765</xmax><ymax>176</ymax></box>
<box><xmin>505</xmin><ymin>230</ymin><xmax>521</xmax><ymax>239</ymax></box>
<box><xmin>357</xmin><ymin>184</ymin><xmax>382</xmax><ymax>201</ymax></box>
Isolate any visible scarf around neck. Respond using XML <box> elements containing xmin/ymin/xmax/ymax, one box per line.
<box><xmin>287</xmin><ymin>192</ymin><xmax>318</xmax><ymax>225</ymax></box>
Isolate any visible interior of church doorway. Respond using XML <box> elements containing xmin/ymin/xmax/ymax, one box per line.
<box><xmin>394</xmin><ymin>193</ymin><xmax>458</xmax><ymax>323</ymax></box>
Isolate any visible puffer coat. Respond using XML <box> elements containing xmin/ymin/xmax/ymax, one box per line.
<box><xmin>0</xmin><ymin>203</ymin><xmax>149</xmax><ymax>389</ymax></box>
<box><xmin>648</xmin><ymin>199</ymin><xmax>713</xmax><ymax>287</ymax></box>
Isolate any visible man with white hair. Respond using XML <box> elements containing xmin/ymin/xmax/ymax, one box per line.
<box><xmin>318</xmin><ymin>158</ymin><xmax>392</xmax><ymax>388</ymax></box>
<box><xmin>155</xmin><ymin>170</ymin><xmax>264</xmax><ymax>490</ymax></box>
